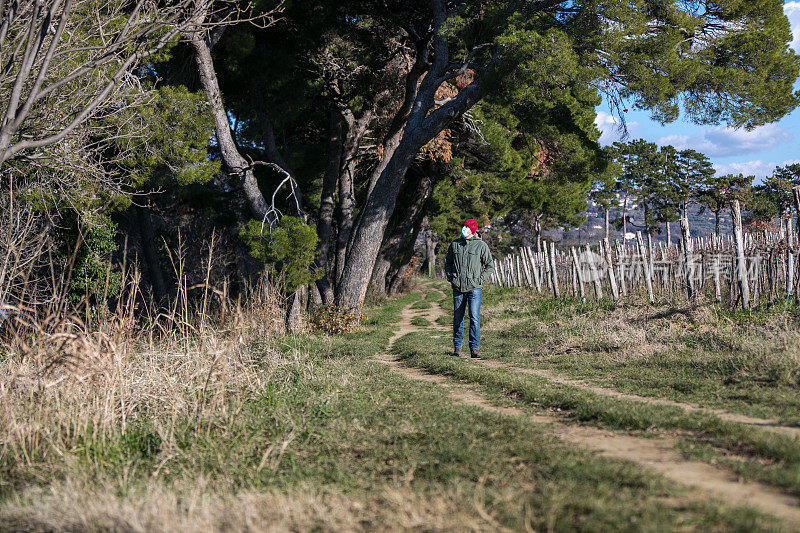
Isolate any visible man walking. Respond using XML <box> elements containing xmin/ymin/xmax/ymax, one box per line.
<box><xmin>444</xmin><ymin>219</ymin><xmax>495</xmax><ymax>358</ymax></box>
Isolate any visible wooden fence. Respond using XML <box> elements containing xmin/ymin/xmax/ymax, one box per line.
<box><xmin>487</xmin><ymin>223</ymin><xmax>799</xmax><ymax>309</ymax></box>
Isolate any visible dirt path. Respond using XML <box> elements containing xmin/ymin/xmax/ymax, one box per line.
<box><xmin>374</xmin><ymin>287</ymin><xmax>800</xmax><ymax>527</ymax></box>
<box><xmin>476</xmin><ymin>359</ymin><xmax>800</xmax><ymax>437</ymax></box>
<box><xmin>424</xmin><ymin>284</ymin><xmax>800</xmax><ymax>438</ymax></box>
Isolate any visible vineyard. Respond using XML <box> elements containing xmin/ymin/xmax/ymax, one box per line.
<box><xmin>489</xmin><ymin>200</ymin><xmax>800</xmax><ymax>311</ymax></box>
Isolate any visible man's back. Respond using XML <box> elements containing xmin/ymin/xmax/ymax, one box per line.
<box><xmin>444</xmin><ymin>237</ymin><xmax>494</xmax><ymax>292</ymax></box>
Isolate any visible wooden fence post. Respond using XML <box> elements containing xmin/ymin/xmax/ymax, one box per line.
<box><xmin>636</xmin><ymin>231</ymin><xmax>655</xmax><ymax>304</ymax></box>
<box><xmin>731</xmin><ymin>199</ymin><xmax>751</xmax><ymax>310</ymax></box>
<box><xmin>585</xmin><ymin>244</ymin><xmax>603</xmax><ymax>298</ymax></box>
<box><xmin>616</xmin><ymin>242</ymin><xmax>627</xmax><ymax>296</ymax></box>
<box><xmin>570</xmin><ymin>246</ymin><xmax>586</xmax><ymax>302</ymax></box>
<box><xmin>603</xmin><ymin>238</ymin><xmax>620</xmax><ymax>302</ymax></box>
<box><xmin>526</xmin><ymin>247</ymin><xmax>542</xmax><ymax>292</ymax></box>
<box><xmin>680</xmin><ymin>215</ymin><xmax>695</xmax><ymax>300</ymax></box>
<box><xmin>549</xmin><ymin>241</ymin><xmax>560</xmax><ymax>298</ymax></box>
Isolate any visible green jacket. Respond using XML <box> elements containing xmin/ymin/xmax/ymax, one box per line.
<box><xmin>444</xmin><ymin>237</ymin><xmax>495</xmax><ymax>292</ymax></box>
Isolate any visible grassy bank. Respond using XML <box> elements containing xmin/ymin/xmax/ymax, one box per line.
<box><xmin>451</xmin><ymin>286</ymin><xmax>800</xmax><ymax>425</ymax></box>
<box><xmin>0</xmin><ymin>283</ymin><xmax>788</xmax><ymax>530</ymax></box>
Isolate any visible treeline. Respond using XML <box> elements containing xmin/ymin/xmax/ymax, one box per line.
<box><xmin>1</xmin><ymin>0</ymin><xmax>799</xmax><ymax>331</ymax></box>
<box><xmin>589</xmin><ymin>141</ymin><xmax>800</xmax><ymax>246</ymax></box>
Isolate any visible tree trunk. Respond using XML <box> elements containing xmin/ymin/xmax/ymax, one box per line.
<box><xmin>313</xmin><ymin>107</ymin><xmax>343</xmax><ymax>304</ymax></box>
<box><xmin>285</xmin><ymin>285</ymin><xmax>308</xmax><ymax>333</ymax></box>
<box><xmin>332</xmin><ymin>0</ymin><xmax>487</xmax><ymax>310</ymax></box>
<box><xmin>426</xmin><ymin>225</ymin><xmax>437</xmax><ymax>277</ymax></box>
<box><xmin>335</xmin><ymin>133</ymin><xmax>452</xmax><ymax>308</ymax></box>
<box><xmin>604</xmin><ymin>208</ymin><xmax>610</xmax><ymax>241</ymax></box>
<box><xmin>369</xmin><ymin>171</ymin><xmax>433</xmax><ymax>294</ymax></box>
<box><xmin>387</xmin><ymin>211</ymin><xmax>428</xmax><ymax>294</ymax></box>
<box><xmin>136</xmin><ymin>204</ymin><xmax>167</xmax><ymax>305</ymax></box>
<box><xmin>188</xmin><ymin>33</ymin><xmax>268</xmax><ymax>220</ymax></box>
<box><xmin>714</xmin><ymin>209</ymin><xmax>721</xmax><ymax>236</ymax></box>
<box><xmin>333</xmin><ymin>110</ymin><xmax>371</xmax><ymax>286</ymax></box>
<box><xmin>388</xmin><ymin>264</ymin><xmax>411</xmax><ymax>296</ymax></box>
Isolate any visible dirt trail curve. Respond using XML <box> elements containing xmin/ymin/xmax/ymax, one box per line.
<box><xmin>373</xmin><ymin>285</ymin><xmax>800</xmax><ymax>527</ymax></box>
<box><xmin>426</xmin><ymin>285</ymin><xmax>800</xmax><ymax>439</ymax></box>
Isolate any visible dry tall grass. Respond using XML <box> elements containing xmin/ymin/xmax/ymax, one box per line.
<box><xmin>483</xmin><ymin>292</ymin><xmax>800</xmax><ymax>388</ymax></box>
<box><xmin>1</xmin><ymin>477</ymin><xmax>501</xmax><ymax>532</ymax></box>
<box><xmin>0</xmin><ymin>208</ymin><xmax>298</xmax><ymax>513</ymax></box>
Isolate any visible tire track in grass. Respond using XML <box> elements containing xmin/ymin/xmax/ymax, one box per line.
<box><xmin>475</xmin><ymin>359</ymin><xmax>800</xmax><ymax>438</ymax></box>
<box><xmin>425</xmin><ymin>283</ymin><xmax>800</xmax><ymax>438</ymax></box>
<box><xmin>374</xmin><ymin>285</ymin><xmax>800</xmax><ymax>526</ymax></box>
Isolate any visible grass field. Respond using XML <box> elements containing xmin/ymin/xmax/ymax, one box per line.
<box><xmin>2</xmin><ymin>280</ymin><xmax>799</xmax><ymax>530</ymax></box>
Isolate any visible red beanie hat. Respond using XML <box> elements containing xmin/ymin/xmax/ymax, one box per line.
<box><xmin>463</xmin><ymin>219</ymin><xmax>478</xmax><ymax>234</ymax></box>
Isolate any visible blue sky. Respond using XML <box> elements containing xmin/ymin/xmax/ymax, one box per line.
<box><xmin>595</xmin><ymin>1</ymin><xmax>800</xmax><ymax>182</ymax></box>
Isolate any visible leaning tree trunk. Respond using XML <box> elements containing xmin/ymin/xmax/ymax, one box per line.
<box><xmin>333</xmin><ymin>0</ymin><xmax>487</xmax><ymax>310</ymax></box>
<box><xmin>334</xmin><ymin>140</ymin><xmax>422</xmax><ymax>309</ymax></box>
<box><xmin>188</xmin><ymin>33</ymin><xmax>268</xmax><ymax>220</ymax></box>
<box><xmin>425</xmin><ymin>219</ymin><xmax>437</xmax><ymax>277</ymax></box>
<box><xmin>369</xmin><ymin>170</ymin><xmax>433</xmax><ymax>295</ymax></box>
<box><xmin>334</xmin><ymin>90</ymin><xmax>485</xmax><ymax>309</ymax></box>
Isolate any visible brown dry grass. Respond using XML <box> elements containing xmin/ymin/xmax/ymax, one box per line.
<box><xmin>0</xmin><ymin>211</ymin><xmax>296</xmax><ymax>508</ymax></box>
<box><xmin>1</xmin><ymin>478</ymin><xmax>500</xmax><ymax>532</ymax></box>
<box><xmin>0</xmin><ymin>275</ymin><xmax>291</xmax><ymax>481</ymax></box>
<box><xmin>484</xmin><ymin>292</ymin><xmax>800</xmax><ymax>374</ymax></box>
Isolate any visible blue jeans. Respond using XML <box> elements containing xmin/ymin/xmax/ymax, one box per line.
<box><xmin>453</xmin><ymin>287</ymin><xmax>481</xmax><ymax>351</ymax></box>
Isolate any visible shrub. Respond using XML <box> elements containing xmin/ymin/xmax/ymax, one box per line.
<box><xmin>308</xmin><ymin>305</ymin><xmax>364</xmax><ymax>335</ymax></box>
<box><xmin>240</xmin><ymin>216</ymin><xmax>321</xmax><ymax>292</ymax></box>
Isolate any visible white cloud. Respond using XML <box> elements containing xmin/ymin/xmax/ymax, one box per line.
<box><xmin>712</xmin><ymin>159</ymin><xmax>800</xmax><ymax>181</ymax></box>
<box><xmin>656</xmin><ymin>123</ymin><xmax>792</xmax><ymax>157</ymax></box>
<box><xmin>595</xmin><ymin>111</ymin><xmax>639</xmax><ymax>145</ymax></box>
<box><xmin>786</xmin><ymin>2</ymin><xmax>800</xmax><ymax>53</ymax></box>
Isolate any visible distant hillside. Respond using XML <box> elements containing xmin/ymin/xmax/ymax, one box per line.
<box><xmin>551</xmin><ymin>201</ymin><xmax>740</xmax><ymax>247</ymax></box>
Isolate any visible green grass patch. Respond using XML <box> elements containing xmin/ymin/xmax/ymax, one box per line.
<box><xmin>410</xmin><ymin>316</ymin><xmax>431</xmax><ymax>327</ymax></box>
<box><xmin>472</xmin><ymin>286</ymin><xmax>800</xmax><ymax>426</ymax></box>
<box><xmin>0</xmin><ymin>282</ymin><xmax>791</xmax><ymax>529</ymax></box>
<box><xmin>392</xmin><ymin>331</ymin><xmax>800</xmax><ymax>497</ymax></box>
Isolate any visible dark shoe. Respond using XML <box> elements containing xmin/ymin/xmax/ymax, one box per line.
<box><xmin>470</xmin><ymin>350</ymin><xmax>480</xmax><ymax>359</ymax></box>
<box><xmin>452</xmin><ymin>347</ymin><xmax>462</xmax><ymax>357</ymax></box>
